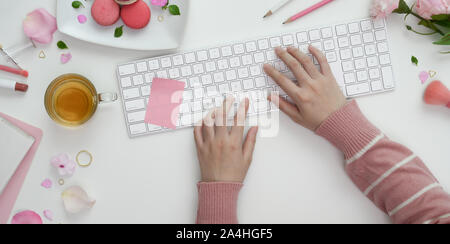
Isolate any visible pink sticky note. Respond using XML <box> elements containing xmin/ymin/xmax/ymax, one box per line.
<box><xmin>144</xmin><ymin>78</ymin><xmax>185</xmax><ymax>129</ymax></box>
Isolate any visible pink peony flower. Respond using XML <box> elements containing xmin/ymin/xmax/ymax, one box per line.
<box><xmin>51</xmin><ymin>153</ymin><xmax>76</xmax><ymax>177</ymax></box>
<box><xmin>11</xmin><ymin>210</ymin><xmax>43</xmax><ymax>224</ymax></box>
<box><xmin>23</xmin><ymin>8</ymin><xmax>57</xmax><ymax>44</ymax></box>
<box><xmin>415</xmin><ymin>0</ymin><xmax>450</xmax><ymax>19</ymax></box>
<box><xmin>370</xmin><ymin>0</ymin><xmax>400</xmax><ymax>19</ymax></box>
<box><xmin>151</xmin><ymin>0</ymin><xmax>168</xmax><ymax>7</ymax></box>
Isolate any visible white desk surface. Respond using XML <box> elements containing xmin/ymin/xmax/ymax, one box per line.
<box><xmin>1</xmin><ymin>0</ymin><xmax>449</xmax><ymax>224</ymax></box>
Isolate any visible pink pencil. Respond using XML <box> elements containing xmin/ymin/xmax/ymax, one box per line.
<box><xmin>283</xmin><ymin>0</ymin><xmax>335</xmax><ymax>24</ymax></box>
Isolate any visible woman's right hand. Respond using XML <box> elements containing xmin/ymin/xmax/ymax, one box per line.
<box><xmin>264</xmin><ymin>46</ymin><xmax>347</xmax><ymax>131</ymax></box>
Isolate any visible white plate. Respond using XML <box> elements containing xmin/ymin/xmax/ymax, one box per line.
<box><xmin>56</xmin><ymin>0</ymin><xmax>189</xmax><ymax>51</ymax></box>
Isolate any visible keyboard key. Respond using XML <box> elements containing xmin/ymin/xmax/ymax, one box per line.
<box><xmin>250</xmin><ymin>65</ymin><xmax>262</xmax><ymax>76</ymax></box>
<box><xmin>213</xmin><ymin>72</ymin><xmax>225</xmax><ymax>83</ymax></box>
<box><xmin>121</xmin><ymin>77</ymin><xmax>132</xmax><ymax>87</ymax></box>
<box><xmin>369</xmin><ymin>68</ymin><xmax>381</xmax><ymax>79</ymax></box>
<box><xmin>180</xmin><ymin>114</ymin><xmax>193</xmax><ymax>126</ymax></box>
<box><xmin>336</xmin><ymin>24</ymin><xmax>347</xmax><ymax>36</ymax></box>
<box><xmin>229</xmin><ymin>57</ymin><xmax>241</xmax><ymax>68</ymax></box>
<box><xmin>338</xmin><ymin>37</ymin><xmax>350</xmax><ymax>48</ymax></box>
<box><xmin>160</xmin><ymin>57</ymin><xmax>172</xmax><ymax>68</ymax></box>
<box><xmin>379</xmin><ymin>54</ymin><xmax>391</xmax><ymax>65</ymax></box>
<box><xmin>344</xmin><ymin>73</ymin><xmax>356</xmax><ymax>84</ymax></box>
<box><xmin>197</xmin><ymin>50</ymin><xmax>208</xmax><ymax>61</ymax></box>
<box><xmin>350</xmin><ymin>34</ymin><xmax>362</xmax><ymax>45</ymax></box>
<box><xmin>168</xmin><ymin>68</ymin><xmax>180</xmax><ymax>79</ymax></box>
<box><xmin>258</xmin><ymin>39</ymin><xmax>270</xmax><ymax>50</ymax></box>
<box><xmin>180</xmin><ymin>66</ymin><xmax>192</xmax><ymax>77</ymax></box>
<box><xmin>242</xmin><ymin>55</ymin><xmax>253</xmax><ymax>66</ymax></box>
<box><xmin>234</xmin><ymin>44</ymin><xmax>245</xmax><ymax>54</ymax></box>
<box><xmin>377</xmin><ymin>42</ymin><xmax>389</xmax><ymax>53</ymax></box>
<box><xmin>141</xmin><ymin>85</ymin><xmax>151</xmax><ymax>96</ymax></box>
<box><xmin>381</xmin><ymin>66</ymin><xmax>394</xmax><ymax>88</ymax></box>
<box><xmin>226</xmin><ymin>70</ymin><xmax>237</xmax><ymax>80</ymax></box>
<box><xmin>340</xmin><ymin>49</ymin><xmax>352</xmax><ymax>60</ymax></box>
<box><xmin>309</xmin><ymin>29</ymin><xmax>321</xmax><ymax>41</ymax></box>
<box><xmin>321</xmin><ymin>27</ymin><xmax>333</xmax><ymax>38</ymax></box>
<box><xmin>201</xmin><ymin>74</ymin><xmax>213</xmax><ymax>85</ymax></box>
<box><xmin>192</xmin><ymin>101</ymin><xmax>202</xmax><ymax>112</ymax></box>
<box><xmin>373</xmin><ymin>19</ymin><xmax>385</xmax><ymax>29</ymax></box>
<box><xmin>255</xmin><ymin>77</ymin><xmax>266</xmax><ymax>88</ymax></box>
<box><xmin>238</xmin><ymin>68</ymin><xmax>249</xmax><ymax>79</ymax></box>
<box><xmin>217</xmin><ymin>59</ymin><xmax>229</xmax><ymax>70</ymax></box>
<box><xmin>354</xmin><ymin>58</ymin><xmax>366</xmax><ymax>69</ymax></box>
<box><xmin>184</xmin><ymin>52</ymin><xmax>196</xmax><ymax>64</ymax></box>
<box><xmin>246</xmin><ymin>41</ymin><xmax>258</xmax><ymax>52</ymax></box>
<box><xmin>270</xmin><ymin>37</ymin><xmax>282</xmax><ymax>47</ymax></box>
<box><xmin>125</xmin><ymin>99</ymin><xmax>145</xmax><ymax>111</ymax></box>
<box><xmin>367</xmin><ymin>56</ymin><xmax>379</xmax><ymax>67</ymax></box>
<box><xmin>130</xmin><ymin>123</ymin><xmax>147</xmax><ymax>135</ymax></box>
<box><xmin>148</xmin><ymin>60</ymin><xmax>160</xmax><ymax>70</ymax></box>
<box><xmin>361</xmin><ymin>20</ymin><xmax>373</xmax><ymax>32</ymax></box>
<box><xmin>323</xmin><ymin>39</ymin><xmax>335</xmax><ymax>50</ymax></box>
<box><xmin>218</xmin><ymin>83</ymin><xmax>230</xmax><ymax>93</ymax></box>
<box><xmin>128</xmin><ymin>110</ymin><xmax>145</xmax><ymax>123</ymax></box>
<box><xmin>243</xmin><ymin>79</ymin><xmax>254</xmax><ymax>89</ymax></box>
<box><xmin>119</xmin><ymin>64</ymin><xmax>136</xmax><ymax>75</ymax></box>
<box><xmin>179</xmin><ymin>103</ymin><xmax>190</xmax><ymax>113</ymax></box>
<box><xmin>365</xmin><ymin>44</ymin><xmax>377</xmax><ymax>55</ymax></box>
<box><xmin>371</xmin><ymin>80</ymin><xmax>383</xmax><ymax>91</ymax></box>
<box><xmin>356</xmin><ymin>70</ymin><xmax>368</xmax><ymax>81</ymax></box>
<box><xmin>193</xmin><ymin>63</ymin><xmax>205</xmax><ymax>74</ymax></box>
<box><xmin>346</xmin><ymin>83</ymin><xmax>370</xmax><ymax>96</ymax></box>
<box><xmin>189</xmin><ymin>77</ymin><xmax>201</xmax><ymax>87</ymax></box>
<box><xmin>209</xmin><ymin>48</ymin><xmax>220</xmax><ymax>59</ymax></box>
<box><xmin>156</xmin><ymin>70</ymin><xmax>168</xmax><ymax>78</ymax></box>
<box><xmin>194</xmin><ymin>88</ymin><xmax>204</xmax><ymax>99</ymax></box>
<box><xmin>136</xmin><ymin>62</ymin><xmax>147</xmax><ymax>72</ymax></box>
<box><xmin>297</xmin><ymin>32</ymin><xmax>308</xmax><ymax>43</ymax></box>
<box><xmin>254</xmin><ymin>52</ymin><xmax>265</xmax><ymax>63</ymax></box>
<box><xmin>311</xmin><ymin>42</ymin><xmax>322</xmax><ymax>51</ymax></box>
<box><xmin>348</xmin><ymin>22</ymin><xmax>360</xmax><ymax>33</ymax></box>
<box><xmin>326</xmin><ymin>51</ymin><xmax>337</xmax><ymax>62</ymax></box>
<box><xmin>342</xmin><ymin>61</ymin><xmax>354</xmax><ymax>72</ymax></box>
<box><xmin>221</xmin><ymin>46</ymin><xmax>233</xmax><ymax>57</ymax></box>
<box><xmin>363</xmin><ymin>32</ymin><xmax>374</xmax><ymax>43</ymax></box>
<box><xmin>172</xmin><ymin>55</ymin><xmax>184</xmax><ymax>66</ymax></box>
<box><xmin>352</xmin><ymin>46</ymin><xmax>364</xmax><ymax>58</ymax></box>
<box><xmin>230</xmin><ymin>81</ymin><xmax>242</xmax><ymax>92</ymax></box>
<box><xmin>206</xmin><ymin>86</ymin><xmax>218</xmax><ymax>96</ymax></box>
<box><xmin>183</xmin><ymin>90</ymin><xmax>193</xmax><ymax>100</ymax></box>
<box><xmin>375</xmin><ymin>30</ymin><xmax>387</xmax><ymax>42</ymax></box>
<box><xmin>282</xmin><ymin>35</ymin><xmax>294</xmax><ymax>46</ymax></box>
<box><xmin>133</xmin><ymin>75</ymin><xmax>144</xmax><ymax>85</ymax></box>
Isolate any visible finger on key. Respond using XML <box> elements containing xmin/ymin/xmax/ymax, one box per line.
<box><xmin>231</xmin><ymin>98</ymin><xmax>249</xmax><ymax>138</ymax></box>
<box><xmin>268</xmin><ymin>94</ymin><xmax>302</xmax><ymax>123</ymax></box>
<box><xmin>215</xmin><ymin>96</ymin><xmax>235</xmax><ymax>136</ymax></box>
<box><xmin>275</xmin><ymin>47</ymin><xmax>310</xmax><ymax>84</ymax></box>
<box><xmin>263</xmin><ymin>64</ymin><xmax>301</xmax><ymax>104</ymax></box>
<box><xmin>194</xmin><ymin>125</ymin><xmax>204</xmax><ymax>146</ymax></box>
<box><xmin>287</xmin><ymin>46</ymin><xmax>321</xmax><ymax>79</ymax></box>
<box><xmin>309</xmin><ymin>45</ymin><xmax>332</xmax><ymax>76</ymax></box>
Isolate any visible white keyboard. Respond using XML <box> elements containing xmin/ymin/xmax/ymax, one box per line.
<box><xmin>117</xmin><ymin>18</ymin><xmax>395</xmax><ymax>138</ymax></box>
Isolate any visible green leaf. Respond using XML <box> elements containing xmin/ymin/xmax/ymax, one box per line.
<box><xmin>433</xmin><ymin>20</ymin><xmax>450</xmax><ymax>28</ymax></box>
<box><xmin>393</xmin><ymin>0</ymin><xmax>411</xmax><ymax>14</ymax></box>
<box><xmin>114</xmin><ymin>25</ymin><xmax>124</xmax><ymax>38</ymax></box>
<box><xmin>169</xmin><ymin>5</ymin><xmax>180</xmax><ymax>15</ymax></box>
<box><xmin>411</xmin><ymin>56</ymin><xmax>418</xmax><ymax>66</ymax></box>
<box><xmin>57</xmin><ymin>41</ymin><xmax>69</xmax><ymax>49</ymax></box>
<box><xmin>162</xmin><ymin>0</ymin><xmax>169</xmax><ymax>10</ymax></box>
<box><xmin>433</xmin><ymin>33</ymin><xmax>450</xmax><ymax>45</ymax></box>
<box><xmin>431</xmin><ymin>14</ymin><xmax>450</xmax><ymax>21</ymax></box>
<box><xmin>72</xmin><ymin>1</ymin><xmax>84</xmax><ymax>9</ymax></box>
<box><xmin>418</xmin><ymin>20</ymin><xmax>433</xmax><ymax>29</ymax></box>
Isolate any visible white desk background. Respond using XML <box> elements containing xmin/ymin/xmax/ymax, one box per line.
<box><xmin>1</xmin><ymin>0</ymin><xmax>449</xmax><ymax>224</ymax></box>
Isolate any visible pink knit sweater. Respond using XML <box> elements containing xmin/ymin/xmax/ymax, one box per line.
<box><xmin>196</xmin><ymin>100</ymin><xmax>450</xmax><ymax>224</ymax></box>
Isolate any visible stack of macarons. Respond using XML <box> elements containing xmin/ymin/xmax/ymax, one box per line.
<box><xmin>91</xmin><ymin>0</ymin><xmax>151</xmax><ymax>29</ymax></box>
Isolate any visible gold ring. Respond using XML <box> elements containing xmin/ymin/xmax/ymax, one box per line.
<box><xmin>76</xmin><ymin>150</ymin><xmax>93</xmax><ymax>167</ymax></box>
<box><xmin>58</xmin><ymin>179</ymin><xmax>65</xmax><ymax>185</ymax></box>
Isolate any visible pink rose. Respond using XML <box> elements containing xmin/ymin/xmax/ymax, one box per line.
<box><xmin>51</xmin><ymin>153</ymin><xmax>76</xmax><ymax>177</ymax></box>
<box><xmin>23</xmin><ymin>8</ymin><xmax>57</xmax><ymax>44</ymax></box>
<box><xmin>415</xmin><ymin>0</ymin><xmax>450</xmax><ymax>19</ymax></box>
<box><xmin>151</xmin><ymin>0</ymin><xmax>168</xmax><ymax>7</ymax></box>
<box><xmin>370</xmin><ymin>0</ymin><xmax>400</xmax><ymax>19</ymax></box>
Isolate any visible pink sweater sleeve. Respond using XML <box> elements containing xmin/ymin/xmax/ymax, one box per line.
<box><xmin>196</xmin><ymin>182</ymin><xmax>243</xmax><ymax>224</ymax></box>
<box><xmin>316</xmin><ymin>100</ymin><xmax>450</xmax><ymax>224</ymax></box>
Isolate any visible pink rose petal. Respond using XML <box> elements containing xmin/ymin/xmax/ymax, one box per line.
<box><xmin>61</xmin><ymin>53</ymin><xmax>72</xmax><ymax>64</ymax></box>
<box><xmin>151</xmin><ymin>0</ymin><xmax>168</xmax><ymax>6</ymax></box>
<box><xmin>41</xmin><ymin>179</ymin><xmax>53</xmax><ymax>189</ymax></box>
<box><xmin>43</xmin><ymin>210</ymin><xmax>54</xmax><ymax>221</ymax></box>
<box><xmin>419</xmin><ymin>71</ymin><xmax>429</xmax><ymax>84</ymax></box>
<box><xmin>23</xmin><ymin>8</ymin><xmax>57</xmax><ymax>44</ymax></box>
<box><xmin>11</xmin><ymin>210</ymin><xmax>43</xmax><ymax>224</ymax></box>
<box><xmin>78</xmin><ymin>14</ymin><xmax>87</xmax><ymax>24</ymax></box>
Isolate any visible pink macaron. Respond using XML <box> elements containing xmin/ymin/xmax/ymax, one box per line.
<box><xmin>120</xmin><ymin>0</ymin><xmax>151</xmax><ymax>29</ymax></box>
<box><xmin>91</xmin><ymin>0</ymin><xmax>120</xmax><ymax>26</ymax></box>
